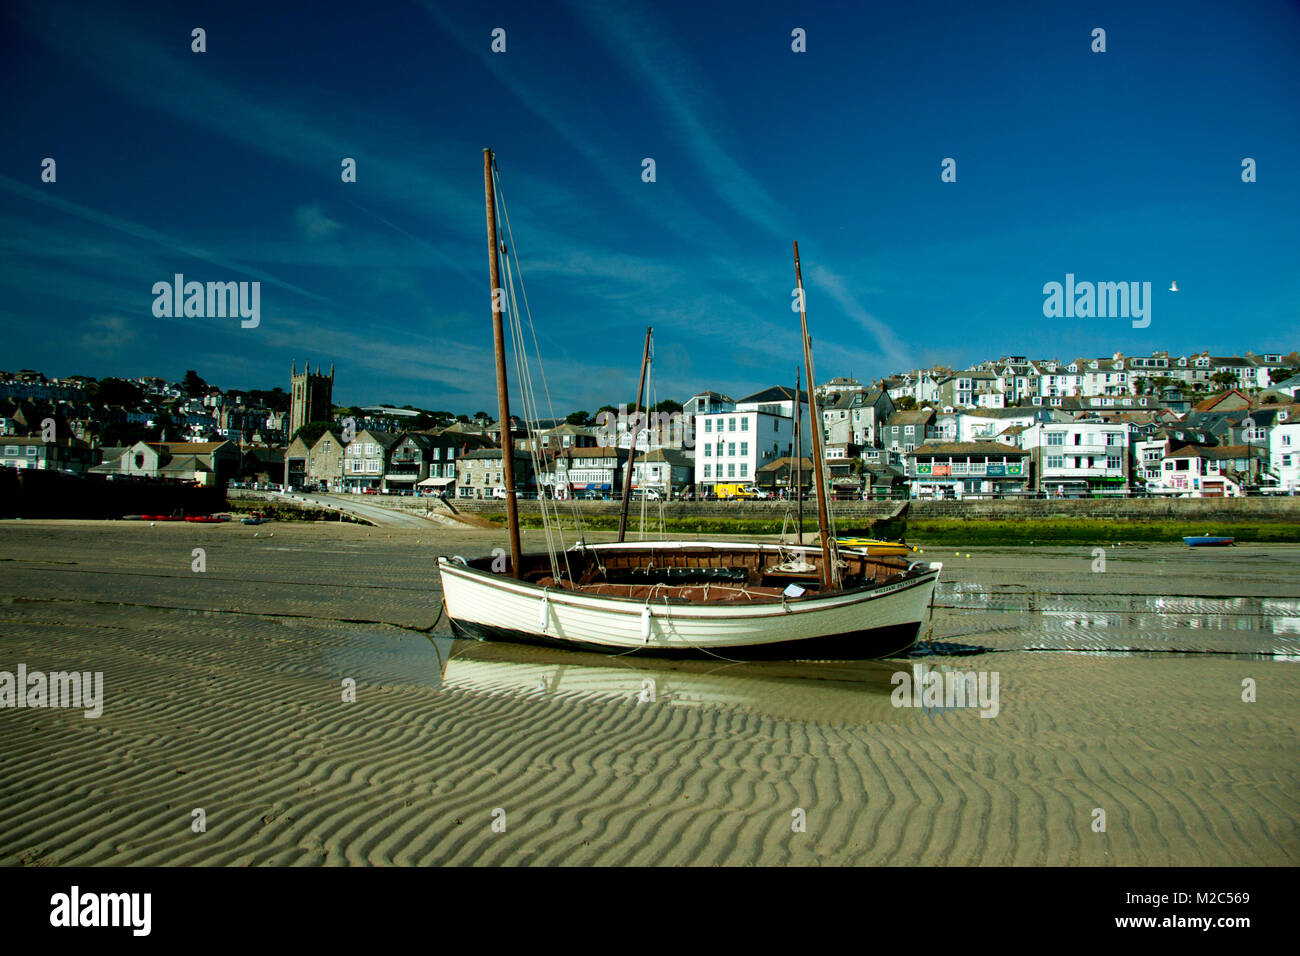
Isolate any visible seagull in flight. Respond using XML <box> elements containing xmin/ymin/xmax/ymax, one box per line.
<box><xmin>1169</xmin><ymin>281</ymin><xmax>1179</xmax><ymax>292</ymax></box>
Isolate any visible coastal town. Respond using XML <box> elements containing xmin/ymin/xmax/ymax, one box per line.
<box><xmin>3</xmin><ymin>348</ymin><xmax>1298</xmax><ymax>502</ymax></box>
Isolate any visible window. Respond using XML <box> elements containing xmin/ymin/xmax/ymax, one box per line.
<box><xmin>704</xmin><ymin>464</ymin><xmax>711</xmax><ymax>478</ymax></box>
<box><xmin>1106</xmin><ymin>433</ymin><xmax>1122</xmax><ymax>446</ymax></box>
<box><xmin>741</xmin><ymin>418</ymin><xmax>749</xmax><ymax>431</ymax></box>
<box><xmin>1106</xmin><ymin>456</ymin><xmax>1121</xmax><ymax>470</ymax></box>
<box><xmin>25</xmin><ymin>446</ymin><xmax>37</xmax><ymax>456</ymax></box>
<box><xmin>728</xmin><ymin>443</ymin><xmax>735</xmax><ymax>456</ymax></box>
<box><xmin>740</xmin><ymin>442</ymin><xmax>748</xmax><ymax>456</ymax></box>
<box><xmin>4</xmin><ymin>446</ymin><xmax>17</xmax><ymax>456</ymax></box>
<box><xmin>704</xmin><ymin>443</ymin><xmax>711</xmax><ymax>457</ymax></box>
<box><xmin>728</xmin><ymin>418</ymin><xmax>736</xmax><ymax>431</ymax></box>
<box><xmin>1047</xmin><ymin>455</ymin><xmax>1064</xmax><ymax>469</ymax></box>
<box><xmin>1047</xmin><ymin>432</ymin><xmax>1064</xmax><ymax>446</ymax></box>
<box><xmin>727</xmin><ymin>463</ymin><xmax>735</xmax><ymax>477</ymax></box>
<box><xmin>905</xmin><ymin>425</ymin><xmax>914</xmax><ymax>436</ymax></box>
<box><xmin>705</xmin><ymin>419</ymin><xmax>712</xmax><ymax>432</ymax></box>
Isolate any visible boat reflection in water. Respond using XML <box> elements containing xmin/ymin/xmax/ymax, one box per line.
<box><xmin>435</xmin><ymin>637</ymin><xmax>927</xmax><ymax>726</ymax></box>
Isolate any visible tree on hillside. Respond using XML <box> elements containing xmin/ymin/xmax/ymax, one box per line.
<box><xmin>895</xmin><ymin>396</ymin><xmax>917</xmax><ymax>410</ymax></box>
<box><xmin>290</xmin><ymin>421</ymin><xmax>337</xmax><ymax>446</ymax></box>
<box><xmin>651</xmin><ymin>399</ymin><xmax>683</xmax><ymax>414</ymax></box>
<box><xmin>95</xmin><ymin>377</ymin><xmax>143</xmax><ymax>407</ymax></box>
<box><xmin>1271</xmin><ymin>367</ymin><xmax>1298</xmax><ymax>384</ymax></box>
<box><xmin>566</xmin><ymin>410</ymin><xmax>592</xmax><ymax>426</ymax></box>
<box><xmin>182</xmin><ymin>370</ymin><xmax>208</xmax><ymax>397</ymax></box>
<box><xmin>247</xmin><ymin>387</ymin><xmax>290</xmax><ymax>412</ymax></box>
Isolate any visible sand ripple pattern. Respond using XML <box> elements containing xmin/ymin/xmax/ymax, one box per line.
<box><xmin>0</xmin><ymin>524</ymin><xmax>1297</xmax><ymax>865</ymax></box>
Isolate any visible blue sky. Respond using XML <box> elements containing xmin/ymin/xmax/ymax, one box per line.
<box><xmin>2</xmin><ymin>0</ymin><xmax>1297</xmax><ymax>412</ymax></box>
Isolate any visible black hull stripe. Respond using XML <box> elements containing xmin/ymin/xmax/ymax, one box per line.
<box><xmin>447</xmin><ymin>618</ymin><xmax>921</xmax><ymax>661</ymax></box>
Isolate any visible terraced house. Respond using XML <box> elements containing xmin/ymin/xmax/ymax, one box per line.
<box><xmin>0</xmin><ymin>436</ymin><xmax>94</xmax><ymax>475</ymax></box>
<box><xmin>904</xmin><ymin>441</ymin><xmax>1030</xmax><ymax>498</ymax></box>
<box><xmin>341</xmin><ymin>429</ymin><xmax>399</xmax><ymax>493</ymax></box>
<box><xmin>1021</xmin><ymin>420</ymin><xmax>1130</xmax><ymax>495</ymax></box>
<box><xmin>456</xmin><ymin>448</ymin><xmax>536</xmax><ymax>499</ymax></box>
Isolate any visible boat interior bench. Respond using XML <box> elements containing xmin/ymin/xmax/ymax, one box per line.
<box><xmin>533</xmin><ymin>576</ymin><xmax>788</xmax><ymax>604</ymax></box>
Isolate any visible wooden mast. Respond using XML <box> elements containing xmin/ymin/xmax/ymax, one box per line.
<box><xmin>793</xmin><ymin>242</ymin><xmax>834</xmax><ymax>588</ymax></box>
<box><xmin>617</xmin><ymin>326</ymin><xmax>653</xmax><ymax>542</ymax></box>
<box><xmin>794</xmin><ymin>365</ymin><xmax>803</xmax><ymax>543</ymax></box>
<box><xmin>484</xmin><ymin>148</ymin><xmax>521</xmax><ymax>578</ymax></box>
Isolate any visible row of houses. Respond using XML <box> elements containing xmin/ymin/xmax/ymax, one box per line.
<box><xmin>882</xmin><ymin>351</ymin><xmax>1298</xmax><ymax>408</ymax></box>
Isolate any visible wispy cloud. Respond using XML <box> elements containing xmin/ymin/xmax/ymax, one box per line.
<box><xmin>564</xmin><ymin>0</ymin><xmax>788</xmax><ymax>237</ymax></box>
<box><xmin>807</xmin><ymin>262</ymin><xmax>913</xmax><ymax>372</ymax></box>
<box><xmin>77</xmin><ymin>314</ymin><xmax>137</xmax><ymax>358</ymax></box>
<box><xmin>294</xmin><ymin>204</ymin><xmax>342</xmax><ymax>242</ymax></box>
<box><xmin>0</xmin><ymin>175</ymin><xmax>330</xmax><ymax>304</ymax></box>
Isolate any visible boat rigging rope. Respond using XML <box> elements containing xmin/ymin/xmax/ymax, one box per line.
<box><xmin>804</xmin><ymin>343</ymin><xmax>841</xmax><ymax>587</ymax></box>
<box><xmin>493</xmin><ymin>161</ymin><xmax>584</xmax><ymax>582</ymax></box>
<box><xmin>501</xmin><ymin>253</ymin><xmax>563</xmax><ymax>581</ymax></box>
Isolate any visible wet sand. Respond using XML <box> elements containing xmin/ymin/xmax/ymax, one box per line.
<box><xmin>0</xmin><ymin>520</ymin><xmax>1296</xmax><ymax>865</ymax></box>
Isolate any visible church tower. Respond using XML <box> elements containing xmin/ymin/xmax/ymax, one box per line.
<box><xmin>289</xmin><ymin>360</ymin><xmax>335</xmax><ymax>436</ymax></box>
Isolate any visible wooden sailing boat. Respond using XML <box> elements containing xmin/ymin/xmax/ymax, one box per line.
<box><xmin>436</xmin><ymin>150</ymin><xmax>942</xmax><ymax>660</ymax></box>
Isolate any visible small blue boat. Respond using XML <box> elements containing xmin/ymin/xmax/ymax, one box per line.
<box><xmin>1183</xmin><ymin>535</ymin><xmax>1234</xmax><ymax>547</ymax></box>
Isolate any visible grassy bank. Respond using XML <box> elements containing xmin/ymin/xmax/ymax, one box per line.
<box><xmin>904</xmin><ymin>518</ymin><xmax>1300</xmax><ymax>545</ymax></box>
<box><xmin>483</xmin><ymin>512</ymin><xmax>1300</xmax><ymax>544</ymax></box>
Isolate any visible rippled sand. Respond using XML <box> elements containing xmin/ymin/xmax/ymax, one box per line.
<box><xmin>0</xmin><ymin>520</ymin><xmax>1296</xmax><ymax>865</ymax></box>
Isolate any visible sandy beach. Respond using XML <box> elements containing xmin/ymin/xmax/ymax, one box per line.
<box><xmin>0</xmin><ymin>519</ymin><xmax>1296</xmax><ymax>865</ymax></box>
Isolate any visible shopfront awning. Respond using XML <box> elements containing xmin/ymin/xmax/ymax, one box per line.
<box><xmin>418</xmin><ymin>476</ymin><xmax>456</xmax><ymax>487</ymax></box>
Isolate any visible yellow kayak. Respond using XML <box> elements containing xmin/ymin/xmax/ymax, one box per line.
<box><xmin>832</xmin><ymin>537</ymin><xmax>916</xmax><ymax>557</ymax></box>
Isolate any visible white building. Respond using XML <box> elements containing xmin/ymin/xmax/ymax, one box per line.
<box><xmin>1022</xmin><ymin>420</ymin><xmax>1131</xmax><ymax>494</ymax></box>
<box><xmin>695</xmin><ymin>387</ymin><xmax>811</xmax><ymax>490</ymax></box>
<box><xmin>1270</xmin><ymin>419</ymin><xmax>1300</xmax><ymax>492</ymax></box>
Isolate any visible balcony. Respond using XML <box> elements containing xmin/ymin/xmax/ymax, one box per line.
<box><xmin>1046</xmin><ymin>442</ymin><xmax>1115</xmax><ymax>454</ymax></box>
<box><xmin>1042</xmin><ymin>467</ymin><xmax>1125</xmax><ymax>478</ymax></box>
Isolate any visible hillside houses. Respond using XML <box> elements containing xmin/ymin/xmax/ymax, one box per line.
<box><xmin>2</xmin><ymin>344</ymin><xmax>1296</xmax><ymax>501</ymax></box>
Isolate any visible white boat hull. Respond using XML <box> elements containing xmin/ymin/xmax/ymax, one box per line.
<box><xmin>437</xmin><ymin>542</ymin><xmax>941</xmax><ymax>660</ymax></box>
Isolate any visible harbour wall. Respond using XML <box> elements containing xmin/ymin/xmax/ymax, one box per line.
<box><xmin>427</xmin><ymin>496</ymin><xmax>1299</xmax><ymax>524</ymax></box>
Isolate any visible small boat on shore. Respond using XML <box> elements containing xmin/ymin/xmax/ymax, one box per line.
<box><xmin>437</xmin><ymin>151</ymin><xmax>942</xmax><ymax>660</ymax></box>
<box><xmin>440</xmin><ymin>541</ymin><xmax>941</xmax><ymax>660</ymax></box>
<box><xmin>1184</xmin><ymin>535</ymin><xmax>1235</xmax><ymax>547</ymax></box>
<box><xmin>832</xmin><ymin>537</ymin><xmax>916</xmax><ymax>557</ymax></box>
<box><xmin>242</xmin><ymin>513</ymin><xmax>269</xmax><ymax>525</ymax></box>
